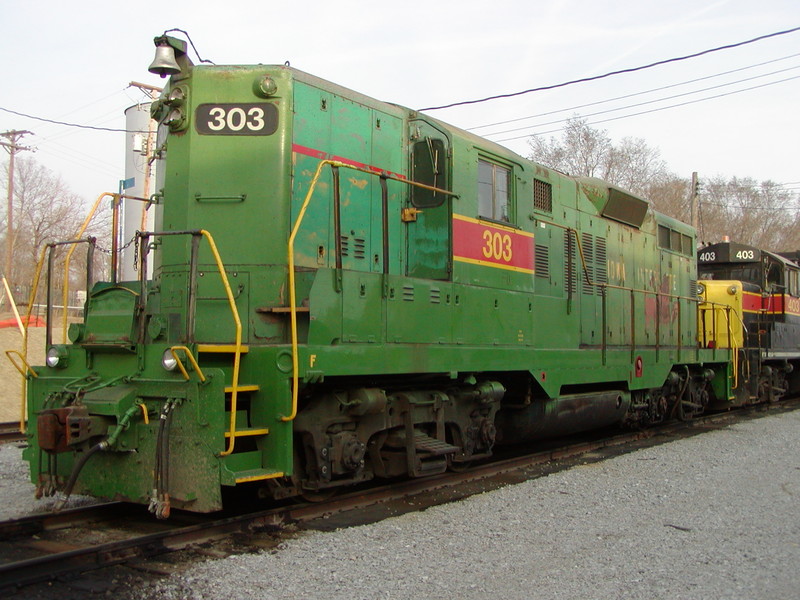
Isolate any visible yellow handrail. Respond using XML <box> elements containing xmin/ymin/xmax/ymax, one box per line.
<box><xmin>284</xmin><ymin>160</ymin><xmax>456</xmax><ymax>422</ymax></box>
<box><xmin>16</xmin><ymin>244</ymin><xmax>49</xmax><ymax>432</ymax></box>
<box><xmin>61</xmin><ymin>192</ymin><xmax>115</xmax><ymax>343</ymax></box>
<box><xmin>284</xmin><ymin>161</ymin><xmax>342</xmax><ymax>421</ymax></box>
<box><xmin>5</xmin><ymin>350</ymin><xmax>38</xmax><ymax>379</ymax></box>
<box><xmin>1</xmin><ymin>276</ymin><xmax>24</xmax><ymax>336</ymax></box>
<box><xmin>198</xmin><ymin>230</ymin><xmax>243</xmax><ymax>457</ymax></box>
<box><xmin>168</xmin><ymin>345</ymin><xmax>207</xmax><ymax>382</ymax></box>
<box><xmin>698</xmin><ymin>302</ymin><xmax>743</xmax><ymax>394</ymax></box>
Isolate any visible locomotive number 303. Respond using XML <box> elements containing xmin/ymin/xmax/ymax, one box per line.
<box><xmin>482</xmin><ymin>230</ymin><xmax>513</xmax><ymax>262</ymax></box>
<box><xmin>196</xmin><ymin>103</ymin><xmax>279</xmax><ymax>136</ymax></box>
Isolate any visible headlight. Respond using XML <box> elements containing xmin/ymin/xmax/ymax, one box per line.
<box><xmin>161</xmin><ymin>348</ymin><xmax>179</xmax><ymax>372</ymax></box>
<box><xmin>46</xmin><ymin>346</ymin><xmax>68</xmax><ymax>368</ymax></box>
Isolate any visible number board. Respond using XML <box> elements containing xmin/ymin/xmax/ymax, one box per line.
<box><xmin>697</xmin><ymin>242</ymin><xmax>760</xmax><ymax>263</ymax></box>
<box><xmin>195</xmin><ymin>103</ymin><xmax>279</xmax><ymax>135</ymax></box>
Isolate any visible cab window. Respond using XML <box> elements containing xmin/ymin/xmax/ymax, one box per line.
<box><xmin>411</xmin><ymin>138</ymin><xmax>448</xmax><ymax>208</ymax></box>
<box><xmin>478</xmin><ymin>159</ymin><xmax>510</xmax><ymax>222</ymax></box>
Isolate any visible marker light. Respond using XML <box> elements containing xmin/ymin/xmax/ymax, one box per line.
<box><xmin>46</xmin><ymin>346</ymin><xmax>68</xmax><ymax>368</ymax></box>
<box><xmin>161</xmin><ymin>348</ymin><xmax>179</xmax><ymax>372</ymax></box>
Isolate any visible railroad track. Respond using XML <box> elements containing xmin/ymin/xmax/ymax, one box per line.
<box><xmin>0</xmin><ymin>422</ymin><xmax>24</xmax><ymax>444</ymax></box>
<box><xmin>1</xmin><ymin>400</ymin><xmax>796</xmax><ymax>593</ymax></box>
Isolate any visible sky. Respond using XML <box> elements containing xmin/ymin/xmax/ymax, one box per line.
<box><xmin>1</xmin><ymin>0</ymin><xmax>799</xmax><ymax>206</ymax></box>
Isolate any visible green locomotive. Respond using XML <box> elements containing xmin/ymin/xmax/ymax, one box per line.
<box><xmin>22</xmin><ymin>35</ymin><xmax>731</xmax><ymax>516</ymax></box>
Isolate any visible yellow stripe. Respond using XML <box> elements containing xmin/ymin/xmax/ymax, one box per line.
<box><xmin>453</xmin><ymin>213</ymin><xmax>535</xmax><ymax>237</ymax></box>
<box><xmin>454</xmin><ymin>255</ymin><xmax>535</xmax><ymax>274</ymax></box>
<box><xmin>224</xmin><ymin>384</ymin><xmax>260</xmax><ymax>393</ymax></box>
<box><xmin>225</xmin><ymin>428</ymin><xmax>269</xmax><ymax>438</ymax></box>
<box><xmin>196</xmin><ymin>344</ymin><xmax>250</xmax><ymax>354</ymax></box>
<box><xmin>235</xmin><ymin>472</ymin><xmax>285</xmax><ymax>484</ymax></box>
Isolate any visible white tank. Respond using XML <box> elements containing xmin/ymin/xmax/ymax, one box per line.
<box><xmin>122</xmin><ymin>103</ymin><xmax>158</xmax><ymax>280</ymax></box>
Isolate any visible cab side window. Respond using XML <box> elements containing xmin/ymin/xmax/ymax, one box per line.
<box><xmin>478</xmin><ymin>159</ymin><xmax>510</xmax><ymax>222</ymax></box>
<box><xmin>411</xmin><ymin>138</ymin><xmax>448</xmax><ymax>208</ymax></box>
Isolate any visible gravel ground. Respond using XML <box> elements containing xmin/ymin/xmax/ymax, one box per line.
<box><xmin>2</xmin><ymin>410</ymin><xmax>799</xmax><ymax>599</ymax></box>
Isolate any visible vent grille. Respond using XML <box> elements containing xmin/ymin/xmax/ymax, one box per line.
<box><xmin>353</xmin><ymin>238</ymin><xmax>366</xmax><ymax>260</ymax></box>
<box><xmin>535</xmin><ymin>244</ymin><xmax>549</xmax><ymax>278</ymax></box>
<box><xmin>402</xmin><ymin>285</ymin><xmax>415</xmax><ymax>301</ymax></box>
<box><xmin>595</xmin><ymin>236</ymin><xmax>608</xmax><ymax>285</ymax></box>
<box><xmin>581</xmin><ymin>232</ymin><xmax>594</xmax><ymax>295</ymax></box>
<box><xmin>534</xmin><ymin>179</ymin><xmax>553</xmax><ymax>212</ymax></box>
<box><xmin>430</xmin><ymin>287</ymin><xmax>441</xmax><ymax>304</ymax></box>
<box><xmin>564</xmin><ymin>232</ymin><xmax>577</xmax><ymax>295</ymax></box>
<box><xmin>340</xmin><ymin>236</ymin><xmax>366</xmax><ymax>259</ymax></box>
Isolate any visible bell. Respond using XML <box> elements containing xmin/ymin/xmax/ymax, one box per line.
<box><xmin>148</xmin><ymin>43</ymin><xmax>181</xmax><ymax>78</ymax></box>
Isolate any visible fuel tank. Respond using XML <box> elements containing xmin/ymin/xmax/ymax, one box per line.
<box><xmin>495</xmin><ymin>391</ymin><xmax>630</xmax><ymax>443</ymax></box>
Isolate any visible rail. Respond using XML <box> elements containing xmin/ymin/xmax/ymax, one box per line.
<box><xmin>285</xmin><ymin>159</ymin><xmax>457</xmax><ymax>422</ymax></box>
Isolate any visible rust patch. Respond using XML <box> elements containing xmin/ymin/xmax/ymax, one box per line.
<box><xmin>347</xmin><ymin>177</ymin><xmax>368</xmax><ymax>190</ymax></box>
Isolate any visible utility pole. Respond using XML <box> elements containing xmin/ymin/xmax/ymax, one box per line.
<box><xmin>128</xmin><ymin>82</ymin><xmax>162</xmax><ymax>227</ymax></box>
<box><xmin>1</xmin><ymin>130</ymin><xmax>33</xmax><ymax>284</ymax></box>
<box><xmin>690</xmin><ymin>171</ymin><xmax>699</xmax><ymax>230</ymax></box>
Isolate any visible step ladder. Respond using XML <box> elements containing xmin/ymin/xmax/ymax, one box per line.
<box><xmin>197</xmin><ymin>344</ymin><xmax>284</xmax><ymax>484</ymax></box>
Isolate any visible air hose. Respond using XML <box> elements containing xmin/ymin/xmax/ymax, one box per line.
<box><xmin>52</xmin><ymin>441</ymin><xmax>106</xmax><ymax>511</ymax></box>
<box><xmin>150</xmin><ymin>400</ymin><xmax>176</xmax><ymax>519</ymax></box>
<box><xmin>52</xmin><ymin>404</ymin><xmax>143</xmax><ymax>512</ymax></box>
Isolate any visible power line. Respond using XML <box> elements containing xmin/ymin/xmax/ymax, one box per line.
<box><xmin>701</xmin><ymin>200</ymin><xmax>800</xmax><ymax>211</ymax></box>
<box><xmin>484</xmin><ymin>65</ymin><xmax>800</xmax><ymax>138</ymax></box>
<box><xmin>494</xmin><ymin>74</ymin><xmax>800</xmax><ymax>142</ymax></box>
<box><xmin>468</xmin><ymin>52</ymin><xmax>800</xmax><ymax>132</ymax></box>
<box><xmin>420</xmin><ymin>26</ymin><xmax>800</xmax><ymax>111</ymax></box>
<box><xmin>0</xmin><ymin>106</ymin><xmax>148</xmax><ymax>134</ymax></box>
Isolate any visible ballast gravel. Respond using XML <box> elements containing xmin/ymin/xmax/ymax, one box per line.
<box><xmin>2</xmin><ymin>410</ymin><xmax>799</xmax><ymax>599</ymax></box>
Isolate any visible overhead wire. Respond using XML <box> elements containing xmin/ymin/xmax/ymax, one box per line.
<box><xmin>420</xmin><ymin>25</ymin><xmax>800</xmax><ymax>111</ymax></box>
<box><xmin>468</xmin><ymin>52</ymin><xmax>800</xmax><ymax>132</ymax></box>
<box><xmin>483</xmin><ymin>65</ymin><xmax>800</xmax><ymax>138</ymax></box>
<box><xmin>701</xmin><ymin>200</ymin><xmax>800</xmax><ymax>211</ymax></box>
<box><xmin>494</xmin><ymin>74</ymin><xmax>800</xmax><ymax>142</ymax></box>
<box><xmin>0</xmin><ymin>106</ymin><xmax>148</xmax><ymax>134</ymax></box>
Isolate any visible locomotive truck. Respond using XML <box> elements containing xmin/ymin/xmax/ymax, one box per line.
<box><xmin>20</xmin><ymin>34</ymin><xmax>733</xmax><ymax>517</ymax></box>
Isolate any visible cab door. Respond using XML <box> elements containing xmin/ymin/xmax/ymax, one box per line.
<box><xmin>405</xmin><ymin>120</ymin><xmax>451</xmax><ymax>280</ymax></box>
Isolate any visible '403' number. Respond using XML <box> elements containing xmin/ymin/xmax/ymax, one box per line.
<box><xmin>482</xmin><ymin>230</ymin><xmax>513</xmax><ymax>261</ymax></box>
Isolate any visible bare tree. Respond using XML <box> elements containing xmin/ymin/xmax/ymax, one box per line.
<box><xmin>1</xmin><ymin>157</ymin><xmax>111</xmax><ymax>306</ymax></box>
<box><xmin>528</xmin><ymin>117</ymin><xmax>613</xmax><ymax>180</ymax></box>
<box><xmin>528</xmin><ymin>116</ymin><xmax>677</xmax><ymax>201</ymax></box>
<box><xmin>698</xmin><ymin>177</ymin><xmax>800</xmax><ymax>251</ymax></box>
<box><xmin>606</xmin><ymin>136</ymin><xmax>673</xmax><ymax>198</ymax></box>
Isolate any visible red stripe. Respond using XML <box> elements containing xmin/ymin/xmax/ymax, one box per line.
<box><xmin>742</xmin><ymin>293</ymin><xmax>761</xmax><ymax>312</ymax></box>
<box><xmin>292</xmin><ymin>143</ymin><xmax>407</xmax><ymax>180</ymax></box>
<box><xmin>453</xmin><ymin>216</ymin><xmax>534</xmax><ymax>272</ymax></box>
<box><xmin>744</xmin><ymin>292</ymin><xmax>800</xmax><ymax>315</ymax></box>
